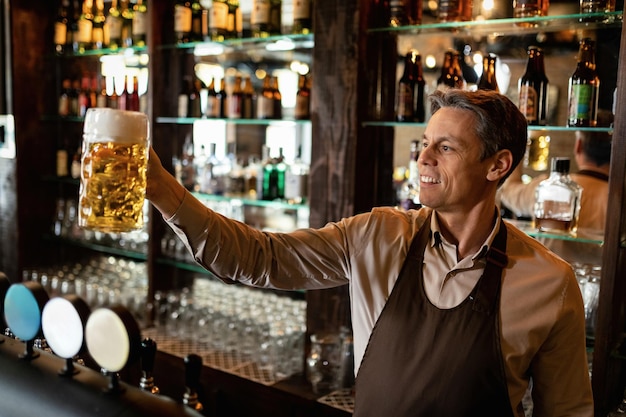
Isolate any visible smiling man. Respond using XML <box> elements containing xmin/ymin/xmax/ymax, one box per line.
<box><xmin>146</xmin><ymin>89</ymin><xmax>593</xmax><ymax>417</ymax></box>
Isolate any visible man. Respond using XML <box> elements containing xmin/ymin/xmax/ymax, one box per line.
<box><xmin>500</xmin><ymin>128</ymin><xmax>611</xmax><ymax>232</ymax></box>
<box><xmin>146</xmin><ymin>89</ymin><xmax>593</xmax><ymax>416</ymax></box>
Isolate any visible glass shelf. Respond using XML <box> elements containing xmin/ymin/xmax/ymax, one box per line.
<box><xmin>362</xmin><ymin>121</ymin><xmax>613</xmax><ymax>133</ymax></box>
<box><xmin>44</xmin><ymin>235</ymin><xmax>148</xmax><ymax>260</ymax></box>
<box><xmin>156</xmin><ymin>116</ymin><xmax>311</xmax><ymax>126</ymax></box>
<box><xmin>191</xmin><ymin>192</ymin><xmax>308</xmax><ymax>211</ymax></box>
<box><xmin>368</xmin><ymin>11</ymin><xmax>623</xmax><ymax>36</ymax></box>
<box><xmin>54</xmin><ymin>45</ymin><xmax>148</xmax><ymax>58</ymax></box>
<box><xmin>506</xmin><ymin>219</ymin><xmax>604</xmax><ymax>245</ymax></box>
<box><xmin>160</xmin><ymin>33</ymin><xmax>314</xmax><ymax>52</ymax></box>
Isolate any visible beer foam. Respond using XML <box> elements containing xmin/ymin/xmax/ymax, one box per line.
<box><xmin>83</xmin><ymin>108</ymin><xmax>149</xmax><ymax>143</ymax></box>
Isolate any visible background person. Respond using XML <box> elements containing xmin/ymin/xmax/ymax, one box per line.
<box><xmin>146</xmin><ymin>89</ymin><xmax>592</xmax><ymax>417</ymax></box>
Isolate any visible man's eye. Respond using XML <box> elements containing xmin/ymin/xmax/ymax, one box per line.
<box><xmin>441</xmin><ymin>145</ymin><xmax>450</xmax><ymax>151</ymax></box>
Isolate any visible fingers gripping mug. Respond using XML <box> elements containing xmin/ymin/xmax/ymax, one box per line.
<box><xmin>78</xmin><ymin>108</ymin><xmax>150</xmax><ymax>233</ymax></box>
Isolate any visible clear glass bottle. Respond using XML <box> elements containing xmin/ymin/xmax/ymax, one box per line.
<box><xmin>533</xmin><ymin>157</ymin><xmax>582</xmax><ymax>235</ymax></box>
<box><xmin>567</xmin><ymin>37</ymin><xmax>600</xmax><ymax>127</ymax></box>
<box><xmin>518</xmin><ymin>46</ymin><xmax>549</xmax><ymax>126</ymax></box>
<box><xmin>284</xmin><ymin>146</ymin><xmax>309</xmax><ymax>204</ymax></box>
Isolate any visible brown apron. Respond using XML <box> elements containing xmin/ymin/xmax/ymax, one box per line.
<box><xmin>354</xmin><ymin>214</ymin><xmax>515</xmax><ymax>417</ymax></box>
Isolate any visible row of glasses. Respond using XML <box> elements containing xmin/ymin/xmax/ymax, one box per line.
<box><xmin>153</xmin><ymin>276</ymin><xmax>307</xmax><ymax>379</ymax></box>
<box><xmin>22</xmin><ymin>255</ymin><xmax>150</xmax><ymax>328</ymax></box>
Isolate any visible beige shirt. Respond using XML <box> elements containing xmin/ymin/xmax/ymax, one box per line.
<box><xmin>166</xmin><ymin>190</ymin><xmax>593</xmax><ymax>417</ymax></box>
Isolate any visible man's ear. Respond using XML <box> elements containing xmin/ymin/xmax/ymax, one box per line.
<box><xmin>487</xmin><ymin>149</ymin><xmax>514</xmax><ymax>182</ymax></box>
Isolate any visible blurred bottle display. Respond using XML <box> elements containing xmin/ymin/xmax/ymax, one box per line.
<box><xmin>295</xmin><ymin>74</ymin><xmax>311</xmax><ymax>120</ymax></box>
<box><xmin>257</xmin><ymin>75</ymin><xmax>274</xmax><ymax>119</ymax></box>
<box><xmin>262</xmin><ymin>147</ymin><xmax>287</xmax><ymax>201</ymax></box>
<box><xmin>132</xmin><ymin>0</ymin><xmax>148</xmax><ymax>47</ymax></box>
<box><xmin>567</xmin><ymin>37</ymin><xmax>600</xmax><ymax>127</ymax></box>
<box><xmin>518</xmin><ymin>46</ymin><xmax>549</xmax><ymax>126</ymax></box>
<box><xmin>284</xmin><ymin>146</ymin><xmax>309</xmax><ymax>204</ymax></box>
<box><xmin>68</xmin><ymin>0</ymin><xmax>81</xmax><ymax>52</ymax></box>
<box><xmin>513</xmin><ymin>0</ymin><xmax>549</xmax><ymax>26</ymax></box>
<box><xmin>270</xmin><ymin>0</ymin><xmax>282</xmax><ymax>35</ymax></box>
<box><xmin>242</xmin><ymin>76</ymin><xmax>255</xmax><ymax>118</ymax></box>
<box><xmin>396</xmin><ymin>50</ymin><xmax>425</xmax><ymax>122</ymax></box>
<box><xmin>477</xmin><ymin>53</ymin><xmax>499</xmax><ymax>92</ymax></box>
<box><xmin>104</xmin><ymin>0</ymin><xmax>123</xmax><ymax>49</ymax></box>
<box><xmin>533</xmin><ymin>157</ymin><xmax>582</xmax><ymax>235</ymax></box>
<box><xmin>54</xmin><ymin>0</ymin><xmax>70</xmax><ymax>54</ymax></box>
<box><xmin>437</xmin><ymin>0</ymin><xmax>472</xmax><ymax>22</ymax></box>
<box><xmin>190</xmin><ymin>0</ymin><xmax>204</xmax><ymax>42</ymax></box>
<box><xmin>218</xmin><ymin>78</ymin><xmax>229</xmax><ymax>118</ymax></box>
<box><xmin>205</xmin><ymin>78</ymin><xmax>220</xmax><ymax>118</ymax></box>
<box><xmin>389</xmin><ymin>0</ymin><xmax>422</xmax><ymax>27</ymax></box>
<box><xmin>227</xmin><ymin>0</ymin><xmax>242</xmax><ymax>38</ymax></box>
<box><xmin>271</xmin><ymin>75</ymin><xmax>283</xmax><ymax>119</ymax></box>
<box><xmin>580</xmin><ymin>0</ymin><xmax>615</xmax><ymax>21</ymax></box>
<box><xmin>229</xmin><ymin>75</ymin><xmax>244</xmax><ymax>119</ymax></box>
<box><xmin>251</xmin><ymin>0</ymin><xmax>272</xmax><ymax>37</ymax></box>
<box><xmin>437</xmin><ymin>49</ymin><xmax>466</xmax><ymax>91</ymax></box>
<box><xmin>292</xmin><ymin>0</ymin><xmax>312</xmax><ymax>34</ymax></box>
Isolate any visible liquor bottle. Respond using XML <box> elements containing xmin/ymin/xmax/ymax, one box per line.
<box><xmin>262</xmin><ymin>147</ymin><xmax>287</xmax><ymax>200</ymax></box>
<box><xmin>251</xmin><ymin>0</ymin><xmax>272</xmax><ymax>37</ymax></box>
<box><xmin>437</xmin><ymin>0</ymin><xmax>473</xmax><ymax>22</ymax></box>
<box><xmin>177</xmin><ymin>77</ymin><xmax>190</xmax><ymax>118</ymax></box>
<box><xmin>120</xmin><ymin>0</ymin><xmax>134</xmax><ymax>47</ymax></box>
<box><xmin>118</xmin><ymin>74</ymin><xmax>129</xmax><ymax>110</ymax></box>
<box><xmin>70</xmin><ymin>146</ymin><xmax>82</xmax><ymax>179</ymax></box>
<box><xmin>292</xmin><ymin>0</ymin><xmax>312</xmax><ymax>34</ymax></box>
<box><xmin>270</xmin><ymin>0</ymin><xmax>282</xmax><ymax>35</ymax></box>
<box><xmin>189</xmin><ymin>77</ymin><xmax>203</xmax><ymax>118</ymax></box>
<box><xmin>477</xmin><ymin>53</ymin><xmax>499</xmax><ymax>92</ymax></box>
<box><xmin>91</xmin><ymin>0</ymin><xmax>105</xmax><ymax>49</ymax></box>
<box><xmin>57</xmin><ymin>145</ymin><xmax>69</xmax><ymax>177</ymax></box>
<box><xmin>396</xmin><ymin>50</ymin><xmax>422</xmax><ymax>122</ymax></box>
<box><xmin>191</xmin><ymin>0</ymin><xmax>204</xmax><ymax>42</ymax></box>
<box><xmin>68</xmin><ymin>0</ymin><xmax>81</xmax><ymax>53</ymax></box>
<box><xmin>271</xmin><ymin>76</ymin><xmax>282</xmax><ymax>119</ymax></box>
<box><xmin>242</xmin><ymin>76</ymin><xmax>255</xmax><ymax>119</ymax></box>
<box><xmin>54</xmin><ymin>0</ymin><xmax>70</xmax><ymax>54</ymax></box>
<box><xmin>174</xmin><ymin>0</ymin><xmax>193</xmax><ymax>43</ymax></box>
<box><xmin>228</xmin><ymin>76</ymin><xmax>243</xmax><ymax>119</ymax></box>
<box><xmin>398</xmin><ymin>140</ymin><xmax>421</xmax><ymax>210</ymax></box>
<box><xmin>78</xmin><ymin>74</ymin><xmax>91</xmax><ymax>117</ymax></box>
<box><xmin>294</xmin><ymin>74</ymin><xmax>311</xmax><ymax>120</ymax></box>
<box><xmin>436</xmin><ymin>50</ymin><xmax>466</xmax><ymax>91</ymax></box>
<box><xmin>209</xmin><ymin>0</ymin><xmax>229</xmax><ymax>41</ymax></box>
<box><xmin>389</xmin><ymin>0</ymin><xmax>422</xmax><ymax>27</ymax></box>
<box><xmin>412</xmin><ymin>55</ymin><xmax>426</xmax><ymax>123</ymax></box>
<box><xmin>76</xmin><ymin>0</ymin><xmax>94</xmax><ymax>53</ymax></box>
<box><xmin>518</xmin><ymin>46</ymin><xmax>548</xmax><ymax>126</ymax></box>
<box><xmin>69</xmin><ymin>79</ymin><xmax>80</xmax><ymax>116</ymax></box>
<box><xmin>105</xmin><ymin>0</ymin><xmax>123</xmax><ymax>49</ymax></box>
<box><xmin>127</xmin><ymin>75</ymin><xmax>140</xmax><ymax>111</ymax></box>
<box><xmin>218</xmin><ymin>78</ymin><xmax>229</xmax><ymax>118</ymax></box>
<box><xmin>228</xmin><ymin>0</ymin><xmax>243</xmax><ymax>39</ymax></box>
<box><xmin>567</xmin><ymin>38</ymin><xmax>600</xmax><ymax>127</ymax></box>
<box><xmin>180</xmin><ymin>134</ymin><xmax>197</xmax><ymax>191</ymax></box>
<box><xmin>96</xmin><ymin>76</ymin><xmax>108</xmax><ymax>107</ymax></box>
<box><xmin>284</xmin><ymin>146</ymin><xmax>309</xmax><ymax>204</ymax></box>
<box><xmin>199</xmin><ymin>143</ymin><xmax>220</xmax><ymax>194</ymax></box>
<box><xmin>132</xmin><ymin>0</ymin><xmax>148</xmax><ymax>47</ymax></box>
<box><xmin>204</xmin><ymin>78</ymin><xmax>219</xmax><ymax>118</ymax></box>
<box><xmin>256</xmin><ymin>75</ymin><xmax>274</xmax><ymax>119</ymax></box>
<box><xmin>58</xmin><ymin>79</ymin><xmax>71</xmax><ymax>116</ymax></box>
<box><xmin>533</xmin><ymin>157</ymin><xmax>582</xmax><ymax>235</ymax></box>
<box><xmin>580</xmin><ymin>0</ymin><xmax>615</xmax><ymax>22</ymax></box>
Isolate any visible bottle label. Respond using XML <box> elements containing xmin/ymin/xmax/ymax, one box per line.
<box><xmin>293</xmin><ymin>0</ymin><xmax>311</xmax><ymax>19</ymax></box>
<box><xmin>54</xmin><ymin>22</ymin><xmax>68</xmax><ymax>45</ymax></box>
<box><xmin>568</xmin><ymin>84</ymin><xmax>595</xmax><ymax>121</ymax></box>
<box><xmin>174</xmin><ymin>5</ymin><xmax>192</xmax><ymax>32</ymax></box>
<box><xmin>106</xmin><ymin>16</ymin><xmax>123</xmax><ymax>40</ymax></box>
<box><xmin>77</xmin><ymin>19</ymin><xmax>93</xmax><ymax>43</ymax></box>
<box><xmin>518</xmin><ymin>85</ymin><xmax>538</xmax><ymax>123</ymax></box>
<box><xmin>210</xmin><ymin>2</ymin><xmax>229</xmax><ymax>30</ymax></box>
<box><xmin>396</xmin><ymin>83</ymin><xmax>414</xmax><ymax>119</ymax></box>
<box><xmin>133</xmin><ymin>12</ymin><xmax>147</xmax><ymax>36</ymax></box>
<box><xmin>285</xmin><ymin>171</ymin><xmax>308</xmax><ymax>201</ymax></box>
<box><xmin>251</xmin><ymin>0</ymin><xmax>270</xmax><ymax>25</ymax></box>
<box><xmin>256</xmin><ymin>96</ymin><xmax>274</xmax><ymax>119</ymax></box>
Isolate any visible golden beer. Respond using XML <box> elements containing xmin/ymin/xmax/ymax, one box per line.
<box><xmin>78</xmin><ymin>108</ymin><xmax>150</xmax><ymax>233</ymax></box>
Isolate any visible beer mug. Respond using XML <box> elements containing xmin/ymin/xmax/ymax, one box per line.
<box><xmin>78</xmin><ymin>108</ymin><xmax>150</xmax><ymax>233</ymax></box>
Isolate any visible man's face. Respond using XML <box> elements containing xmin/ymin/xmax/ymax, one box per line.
<box><xmin>418</xmin><ymin>107</ymin><xmax>495</xmax><ymax>213</ymax></box>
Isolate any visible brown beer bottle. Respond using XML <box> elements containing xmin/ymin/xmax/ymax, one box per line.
<box><xmin>396</xmin><ymin>50</ymin><xmax>425</xmax><ymax>122</ymax></box>
<box><xmin>567</xmin><ymin>38</ymin><xmax>600</xmax><ymax>127</ymax></box>
<box><xmin>436</xmin><ymin>50</ymin><xmax>466</xmax><ymax>91</ymax></box>
<box><xmin>518</xmin><ymin>46</ymin><xmax>549</xmax><ymax>126</ymax></box>
<box><xmin>477</xmin><ymin>53</ymin><xmax>499</xmax><ymax>92</ymax></box>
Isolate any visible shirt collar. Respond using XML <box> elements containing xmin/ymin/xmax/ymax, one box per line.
<box><xmin>429</xmin><ymin>211</ymin><xmax>501</xmax><ymax>261</ymax></box>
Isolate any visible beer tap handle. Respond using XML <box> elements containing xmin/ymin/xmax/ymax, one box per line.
<box><xmin>183</xmin><ymin>354</ymin><xmax>203</xmax><ymax>412</ymax></box>
<box><xmin>139</xmin><ymin>338</ymin><xmax>160</xmax><ymax>395</ymax></box>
